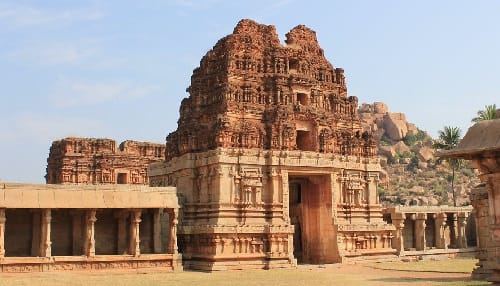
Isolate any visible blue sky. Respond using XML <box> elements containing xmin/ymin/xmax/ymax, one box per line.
<box><xmin>1</xmin><ymin>0</ymin><xmax>498</xmax><ymax>183</ymax></box>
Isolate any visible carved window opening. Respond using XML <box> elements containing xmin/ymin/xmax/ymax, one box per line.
<box><xmin>296</xmin><ymin>130</ymin><xmax>314</xmax><ymax>151</ymax></box>
<box><xmin>296</xmin><ymin>93</ymin><xmax>308</xmax><ymax>106</ymax></box>
<box><xmin>117</xmin><ymin>173</ymin><xmax>128</xmax><ymax>184</ymax></box>
<box><xmin>289</xmin><ymin>58</ymin><xmax>299</xmax><ymax>74</ymax></box>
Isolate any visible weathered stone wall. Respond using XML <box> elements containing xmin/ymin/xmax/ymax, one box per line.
<box><xmin>46</xmin><ymin>137</ymin><xmax>165</xmax><ymax>185</ymax></box>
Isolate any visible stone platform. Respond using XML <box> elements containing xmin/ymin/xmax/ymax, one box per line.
<box><xmin>0</xmin><ymin>183</ymin><xmax>182</xmax><ymax>273</ymax></box>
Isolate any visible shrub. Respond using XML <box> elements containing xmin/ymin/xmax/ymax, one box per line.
<box><xmin>403</xmin><ymin>131</ymin><xmax>417</xmax><ymax>146</ymax></box>
<box><xmin>403</xmin><ymin>129</ymin><xmax>428</xmax><ymax>147</ymax></box>
<box><xmin>461</xmin><ymin>168</ymin><xmax>474</xmax><ymax>177</ymax></box>
<box><xmin>387</xmin><ymin>156</ymin><xmax>398</xmax><ymax>164</ymax></box>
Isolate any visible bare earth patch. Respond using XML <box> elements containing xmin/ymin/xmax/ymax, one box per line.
<box><xmin>0</xmin><ymin>259</ymin><xmax>491</xmax><ymax>286</ymax></box>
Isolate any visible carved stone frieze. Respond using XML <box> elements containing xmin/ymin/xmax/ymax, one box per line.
<box><xmin>46</xmin><ymin>138</ymin><xmax>165</xmax><ymax>185</ymax></box>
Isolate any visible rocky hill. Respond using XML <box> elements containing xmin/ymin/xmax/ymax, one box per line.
<box><xmin>359</xmin><ymin>102</ymin><xmax>480</xmax><ymax>206</ymax></box>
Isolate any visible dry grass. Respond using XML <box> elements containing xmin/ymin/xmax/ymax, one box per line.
<box><xmin>0</xmin><ymin>258</ymin><xmax>491</xmax><ymax>286</ymax></box>
<box><xmin>368</xmin><ymin>258</ymin><xmax>478</xmax><ymax>273</ymax></box>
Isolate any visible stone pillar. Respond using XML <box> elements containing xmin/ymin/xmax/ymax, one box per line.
<box><xmin>129</xmin><ymin>209</ymin><xmax>142</xmax><ymax>256</ymax></box>
<box><xmin>415</xmin><ymin>213</ymin><xmax>427</xmax><ymax>251</ymax></box>
<box><xmin>450</xmin><ymin>213</ymin><xmax>458</xmax><ymax>248</ymax></box>
<box><xmin>115</xmin><ymin>210</ymin><xmax>129</xmax><ymax>254</ymax></box>
<box><xmin>282</xmin><ymin>171</ymin><xmax>290</xmax><ymax>224</ymax></box>
<box><xmin>472</xmin><ymin>150</ymin><xmax>500</xmax><ymax>283</ymax></box>
<box><xmin>390</xmin><ymin>212</ymin><xmax>405</xmax><ymax>255</ymax></box>
<box><xmin>270</xmin><ymin>168</ymin><xmax>281</xmax><ymax>224</ymax></box>
<box><xmin>288</xmin><ymin>231</ymin><xmax>295</xmax><ymax>264</ymax></box>
<box><xmin>153</xmin><ymin>209</ymin><xmax>163</xmax><ymax>253</ymax></box>
<box><xmin>84</xmin><ymin>209</ymin><xmax>97</xmax><ymax>257</ymax></box>
<box><xmin>0</xmin><ymin>209</ymin><xmax>5</xmax><ymax>257</ymax></box>
<box><xmin>483</xmin><ymin>171</ymin><xmax>500</xmax><ymax>239</ymax></box>
<box><xmin>168</xmin><ymin>209</ymin><xmax>178</xmax><ymax>254</ymax></box>
<box><xmin>457</xmin><ymin>212</ymin><xmax>468</xmax><ymax>248</ymax></box>
<box><xmin>470</xmin><ymin>184</ymin><xmax>492</xmax><ymax>280</ymax></box>
<box><xmin>434</xmin><ymin>212</ymin><xmax>448</xmax><ymax>249</ymax></box>
<box><xmin>40</xmin><ymin>209</ymin><xmax>52</xmax><ymax>257</ymax></box>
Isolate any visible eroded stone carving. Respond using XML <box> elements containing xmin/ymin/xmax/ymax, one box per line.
<box><xmin>46</xmin><ymin>138</ymin><xmax>165</xmax><ymax>185</ymax></box>
<box><xmin>165</xmin><ymin>19</ymin><xmax>376</xmax><ymax>160</ymax></box>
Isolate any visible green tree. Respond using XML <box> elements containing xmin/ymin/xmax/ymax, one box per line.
<box><xmin>472</xmin><ymin>104</ymin><xmax>498</xmax><ymax>122</ymax></box>
<box><xmin>434</xmin><ymin>126</ymin><xmax>463</xmax><ymax>207</ymax></box>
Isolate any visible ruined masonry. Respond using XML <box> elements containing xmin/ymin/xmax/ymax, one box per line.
<box><xmin>149</xmin><ymin>19</ymin><xmax>395</xmax><ymax>270</ymax></box>
<box><xmin>46</xmin><ymin>138</ymin><xmax>165</xmax><ymax>185</ymax></box>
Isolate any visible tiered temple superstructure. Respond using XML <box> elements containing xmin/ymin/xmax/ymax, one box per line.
<box><xmin>46</xmin><ymin>137</ymin><xmax>165</xmax><ymax>185</ymax></box>
<box><xmin>149</xmin><ymin>19</ymin><xmax>395</xmax><ymax>270</ymax></box>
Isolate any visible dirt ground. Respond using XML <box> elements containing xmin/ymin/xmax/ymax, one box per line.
<box><xmin>0</xmin><ymin>259</ymin><xmax>491</xmax><ymax>286</ymax></box>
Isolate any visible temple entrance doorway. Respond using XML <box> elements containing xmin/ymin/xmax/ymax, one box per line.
<box><xmin>288</xmin><ymin>174</ymin><xmax>336</xmax><ymax>264</ymax></box>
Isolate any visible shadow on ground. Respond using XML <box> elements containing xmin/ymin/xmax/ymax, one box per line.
<box><xmin>370</xmin><ymin>277</ymin><xmax>490</xmax><ymax>285</ymax></box>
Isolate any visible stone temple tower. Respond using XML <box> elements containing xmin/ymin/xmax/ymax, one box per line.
<box><xmin>149</xmin><ymin>19</ymin><xmax>395</xmax><ymax>270</ymax></box>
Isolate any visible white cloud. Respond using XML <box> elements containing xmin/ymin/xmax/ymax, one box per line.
<box><xmin>5</xmin><ymin>39</ymin><xmax>130</xmax><ymax>68</ymax></box>
<box><xmin>0</xmin><ymin>2</ymin><xmax>103</xmax><ymax>27</ymax></box>
<box><xmin>9</xmin><ymin>42</ymin><xmax>98</xmax><ymax>65</ymax></box>
<box><xmin>0</xmin><ymin>113</ymin><xmax>105</xmax><ymax>144</ymax></box>
<box><xmin>50</xmin><ymin>80</ymin><xmax>160</xmax><ymax>107</ymax></box>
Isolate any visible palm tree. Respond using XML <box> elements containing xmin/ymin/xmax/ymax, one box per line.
<box><xmin>472</xmin><ymin>104</ymin><xmax>498</xmax><ymax>122</ymax></box>
<box><xmin>434</xmin><ymin>126</ymin><xmax>463</xmax><ymax>207</ymax></box>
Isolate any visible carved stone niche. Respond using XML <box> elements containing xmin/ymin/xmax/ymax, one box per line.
<box><xmin>235</xmin><ymin>167</ymin><xmax>263</xmax><ymax>207</ymax></box>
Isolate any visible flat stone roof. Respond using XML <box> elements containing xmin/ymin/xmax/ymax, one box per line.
<box><xmin>438</xmin><ymin>119</ymin><xmax>500</xmax><ymax>159</ymax></box>
<box><xmin>0</xmin><ymin>182</ymin><xmax>178</xmax><ymax>209</ymax></box>
<box><xmin>384</xmin><ymin>205</ymin><xmax>473</xmax><ymax>213</ymax></box>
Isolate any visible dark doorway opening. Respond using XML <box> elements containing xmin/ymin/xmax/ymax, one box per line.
<box><xmin>288</xmin><ymin>175</ymin><xmax>335</xmax><ymax>264</ymax></box>
<box><xmin>296</xmin><ymin>93</ymin><xmax>308</xmax><ymax>105</ymax></box>
<box><xmin>403</xmin><ymin>216</ymin><xmax>415</xmax><ymax>250</ymax></box>
<box><xmin>289</xmin><ymin>181</ymin><xmax>303</xmax><ymax>261</ymax></box>
<box><xmin>117</xmin><ymin>173</ymin><xmax>128</xmax><ymax>184</ymax></box>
